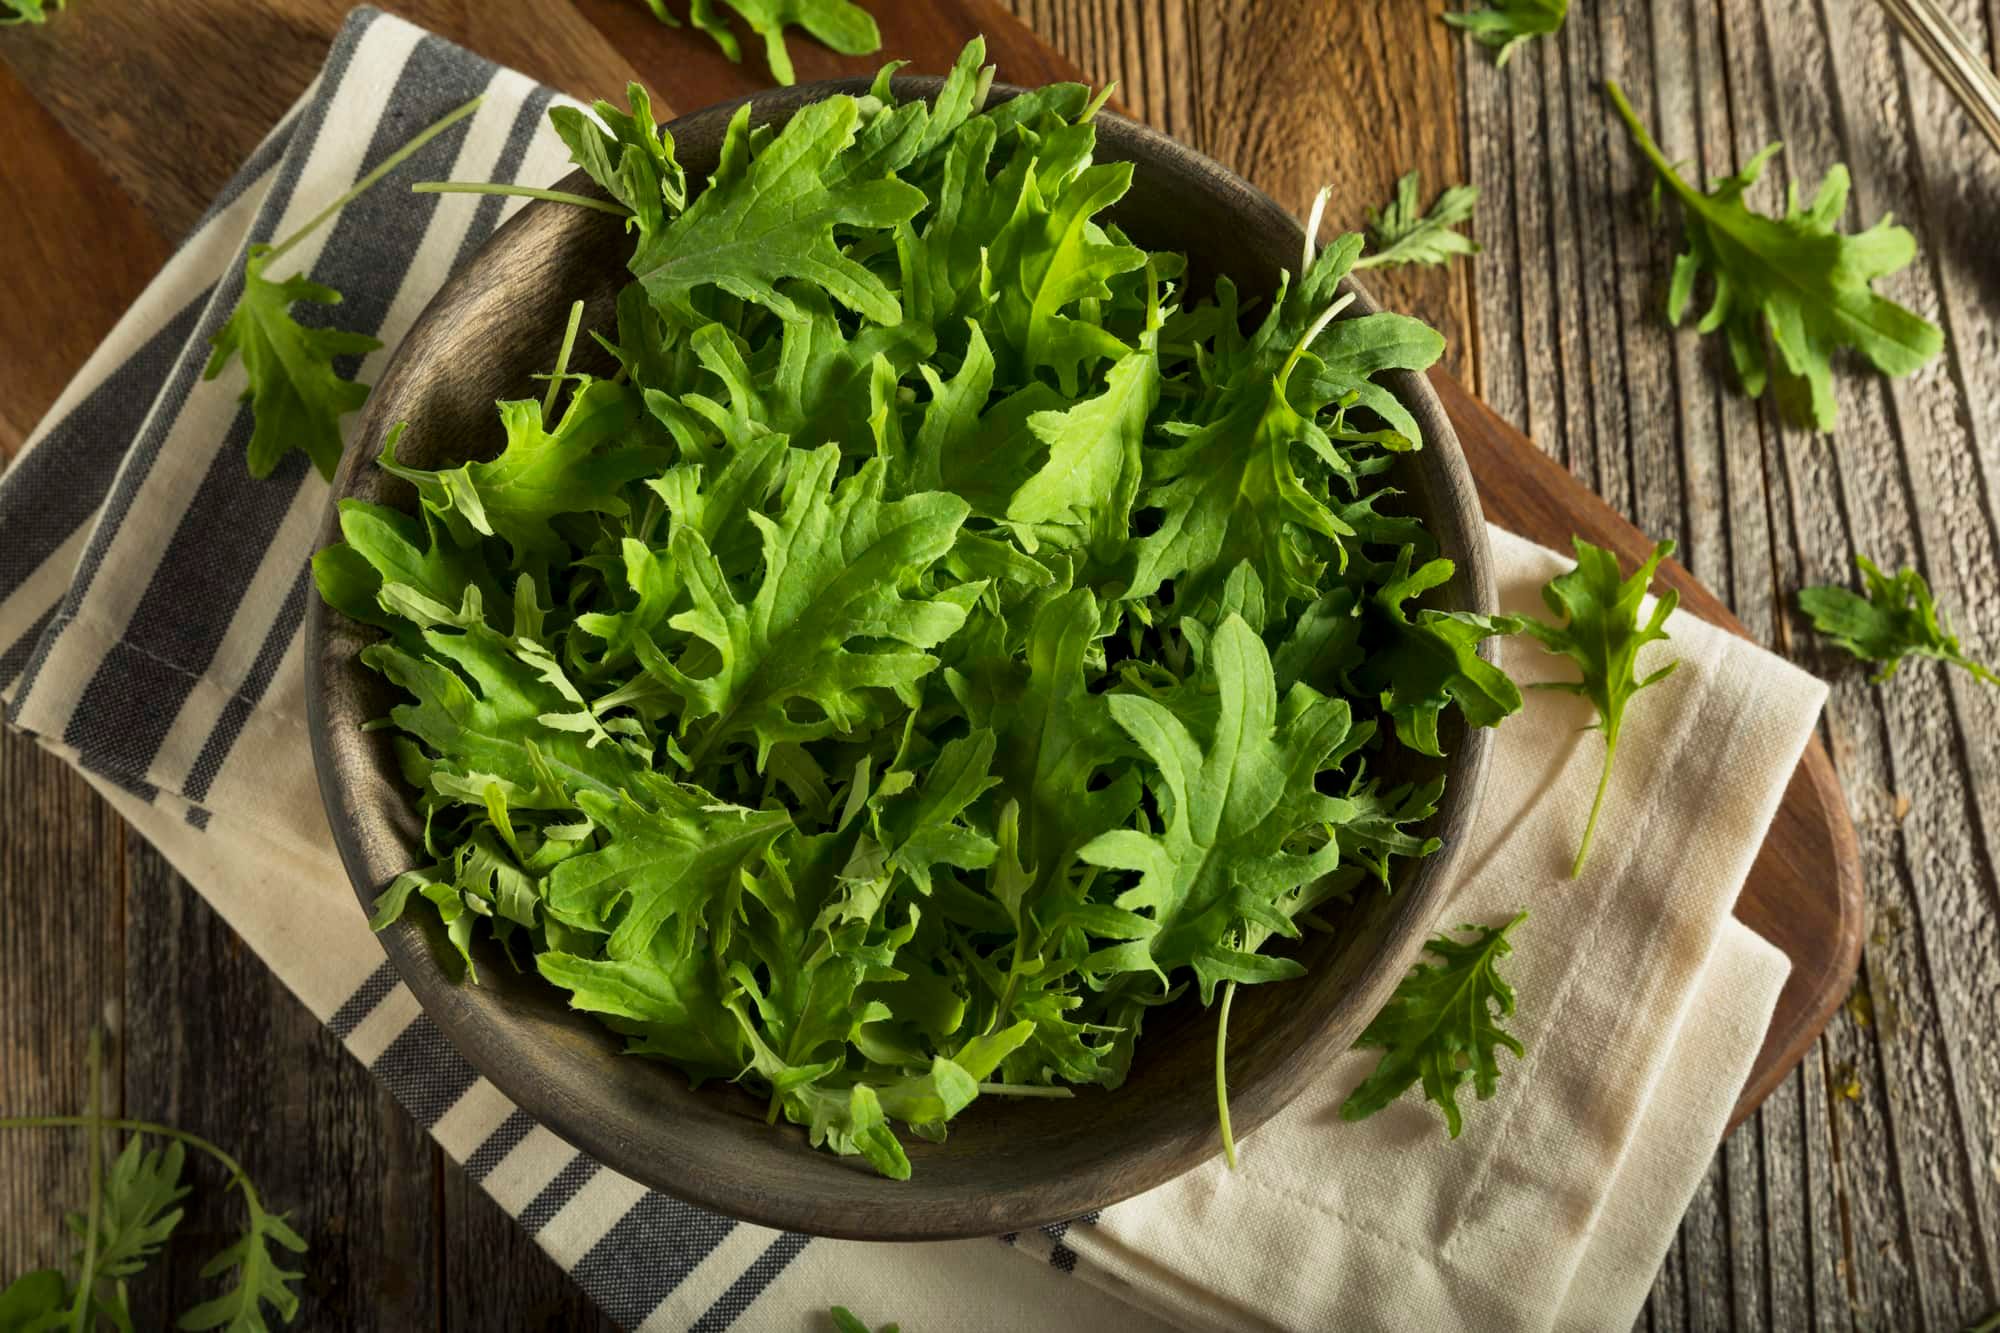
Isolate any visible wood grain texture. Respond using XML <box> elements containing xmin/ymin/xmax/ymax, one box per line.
<box><xmin>0</xmin><ymin>731</ymin><xmax>124</xmax><ymax>1280</ymax></box>
<box><xmin>0</xmin><ymin>60</ymin><xmax>168</xmax><ymax>456</ymax></box>
<box><xmin>1446</xmin><ymin>0</ymin><xmax>2000</xmax><ymax>1324</ymax></box>
<box><xmin>0</xmin><ymin>0</ymin><xmax>641</xmax><ymax>240</ymax></box>
<box><xmin>0</xmin><ymin>0</ymin><xmax>1965</xmax><ymax>1325</ymax></box>
<box><xmin>116</xmin><ymin>838</ymin><xmax>441</xmax><ymax>1331</ymax></box>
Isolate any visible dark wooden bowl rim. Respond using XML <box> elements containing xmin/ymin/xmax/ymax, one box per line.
<box><xmin>304</xmin><ymin>77</ymin><xmax>1497</xmax><ymax>1241</ymax></box>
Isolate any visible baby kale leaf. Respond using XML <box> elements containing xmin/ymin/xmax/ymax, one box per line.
<box><xmin>1606</xmin><ymin>80</ymin><xmax>1942</xmax><ymax>432</ymax></box>
<box><xmin>686</xmin><ymin>0</ymin><xmax>883</xmax><ymax>87</ymax></box>
<box><xmin>1341</xmin><ymin>911</ymin><xmax>1528</xmax><ymax>1137</ymax></box>
<box><xmin>648</xmin><ymin>0</ymin><xmax>881</xmax><ymax>87</ymax></box>
<box><xmin>206</xmin><ymin>95</ymin><xmax>484</xmax><ymax>480</ymax></box>
<box><xmin>829</xmin><ymin>1305</ymin><xmax>899</xmax><ymax>1333</ymax></box>
<box><xmin>547</xmin><ymin>83</ymin><xmax>686</xmax><ymax>238</ymax></box>
<box><xmin>175</xmin><ymin>1200</ymin><xmax>308</xmax><ymax>1333</ymax></box>
<box><xmin>378</xmin><ymin>383</ymin><xmax>663</xmax><ymax>568</ymax></box>
<box><xmin>1127</xmin><ymin>309</ymin><xmax>1358</xmax><ymax>616</ymax></box>
<box><xmin>640</xmin><ymin>447</ymin><xmax>974</xmax><ymax>769</ymax></box>
<box><xmin>1349</xmin><ymin>548</ymin><xmax>1524</xmax><ymax>758</ymax></box>
<box><xmin>362</xmin><ymin>606</ymin><xmax>643</xmax><ymax>809</ymax></box>
<box><xmin>1444</xmin><ymin>0</ymin><xmax>1568</xmax><ymax>67</ymax></box>
<box><xmin>1798</xmin><ymin>555</ymin><xmax>1998</xmax><ymax>687</ymax></box>
<box><xmin>1080</xmin><ymin>615</ymin><xmax>1361</xmax><ymax>1002</ymax></box>
<box><xmin>545</xmin><ymin>783</ymin><xmax>791</xmax><ymax>960</ymax></box>
<box><xmin>1355</xmin><ymin>171</ymin><xmax>1481</xmax><ymax>271</ymax></box>
<box><xmin>963</xmin><ymin>589</ymin><xmax>1141</xmax><ymax>913</ymax></box>
<box><xmin>630</xmin><ymin>95</ymin><xmax>925</xmax><ymax>325</ymax></box>
<box><xmin>1523</xmin><ymin>538</ymin><xmax>1679</xmax><ymax>877</ymax></box>
<box><xmin>538</xmin><ymin>930</ymin><xmax>744</xmax><ymax>1075</ymax></box>
<box><xmin>204</xmin><ymin>248</ymin><xmax>382</xmax><ymax>480</ymax></box>
<box><xmin>1007</xmin><ymin>270</ymin><xmax>1163</xmax><ymax>562</ymax></box>
<box><xmin>1</xmin><ymin>0</ymin><xmax>64</xmax><ymax>26</ymax></box>
<box><xmin>984</xmin><ymin>159</ymin><xmax>1149</xmax><ymax>393</ymax></box>
<box><xmin>76</xmin><ymin>1139</ymin><xmax>190</xmax><ymax>1287</ymax></box>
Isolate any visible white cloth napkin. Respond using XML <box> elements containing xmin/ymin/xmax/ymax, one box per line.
<box><xmin>0</xmin><ymin>9</ymin><xmax>1825</xmax><ymax>1329</ymax></box>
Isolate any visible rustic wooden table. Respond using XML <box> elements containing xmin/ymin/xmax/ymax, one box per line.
<box><xmin>2</xmin><ymin>1</ymin><xmax>1997</xmax><ymax>1329</ymax></box>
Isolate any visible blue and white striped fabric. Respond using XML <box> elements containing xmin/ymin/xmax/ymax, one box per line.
<box><xmin>0</xmin><ymin>10</ymin><xmax>1148</xmax><ymax>1330</ymax></box>
<box><xmin>0</xmin><ymin>8</ymin><xmax>1829</xmax><ymax>1331</ymax></box>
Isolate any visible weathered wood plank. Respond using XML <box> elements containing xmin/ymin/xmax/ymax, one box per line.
<box><xmin>1761</xmin><ymin>0</ymin><xmax>2000</xmax><ymax>1318</ymax></box>
<box><xmin>0</xmin><ymin>728</ymin><xmax>126</xmax><ymax>1281</ymax></box>
<box><xmin>117</xmin><ymin>835</ymin><xmax>442</xmax><ymax>1331</ymax></box>
<box><xmin>0</xmin><ymin>0</ymin><xmax>639</xmax><ymax>241</ymax></box>
<box><xmin>0</xmin><ymin>59</ymin><xmax>167</xmax><ymax>457</ymax></box>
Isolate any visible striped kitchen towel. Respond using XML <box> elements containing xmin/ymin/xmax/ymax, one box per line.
<box><xmin>0</xmin><ymin>8</ymin><xmax>1828</xmax><ymax>1331</ymax></box>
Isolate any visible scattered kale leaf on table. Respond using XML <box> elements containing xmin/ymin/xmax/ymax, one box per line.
<box><xmin>1353</xmin><ymin>171</ymin><xmax>1481</xmax><ymax>271</ymax></box>
<box><xmin>322</xmin><ymin>39</ymin><xmax>1525</xmax><ymax>1176</ymax></box>
<box><xmin>0</xmin><ymin>1029</ymin><xmax>308</xmax><ymax>1332</ymax></box>
<box><xmin>1605</xmin><ymin>80</ymin><xmax>1943</xmax><ymax>434</ymax></box>
<box><xmin>0</xmin><ymin>0</ymin><xmax>63</xmax><ymax>26</ymax></box>
<box><xmin>1521</xmin><ymin>537</ymin><xmax>1679</xmax><ymax>878</ymax></box>
<box><xmin>1443</xmin><ymin>0</ymin><xmax>1569</xmax><ymax>68</ymax></box>
<box><xmin>1799</xmin><ymin>555</ymin><xmax>1999</xmax><ymax>687</ymax></box>
<box><xmin>636</xmin><ymin>0</ymin><xmax>882</xmax><ymax>86</ymax></box>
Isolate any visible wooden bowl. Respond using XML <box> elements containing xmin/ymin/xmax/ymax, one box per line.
<box><xmin>305</xmin><ymin>78</ymin><xmax>1497</xmax><ymax>1241</ymax></box>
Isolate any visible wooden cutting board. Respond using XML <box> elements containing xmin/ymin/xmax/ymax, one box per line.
<box><xmin>0</xmin><ymin>0</ymin><xmax>1861</xmax><ymax>1133</ymax></box>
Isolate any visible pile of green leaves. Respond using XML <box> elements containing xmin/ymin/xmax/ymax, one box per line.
<box><xmin>637</xmin><ymin>0</ymin><xmax>880</xmax><ymax>85</ymax></box>
<box><xmin>318</xmin><ymin>40</ymin><xmax>1524</xmax><ymax>1177</ymax></box>
<box><xmin>0</xmin><ymin>1031</ymin><xmax>306</xmax><ymax>1332</ymax></box>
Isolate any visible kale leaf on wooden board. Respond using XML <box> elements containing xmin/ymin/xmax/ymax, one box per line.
<box><xmin>0</xmin><ymin>1029</ymin><xmax>308</xmax><ymax>1331</ymax></box>
<box><xmin>1799</xmin><ymin>555</ymin><xmax>1999</xmax><ymax>687</ymax></box>
<box><xmin>0</xmin><ymin>0</ymin><xmax>64</xmax><ymax>24</ymax></box>
<box><xmin>1353</xmin><ymin>171</ymin><xmax>1481</xmax><ymax>271</ymax></box>
<box><xmin>322</xmin><ymin>43</ymin><xmax>1524</xmax><ymax>1176</ymax></box>
<box><xmin>637</xmin><ymin>0</ymin><xmax>881</xmax><ymax>86</ymax></box>
<box><xmin>1606</xmin><ymin>80</ymin><xmax>1943</xmax><ymax>433</ymax></box>
<box><xmin>1443</xmin><ymin>0</ymin><xmax>1568</xmax><ymax>67</ymax></box>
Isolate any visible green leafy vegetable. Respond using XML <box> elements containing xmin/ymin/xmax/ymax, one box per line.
<box><xmin>0</xmin><ymin>1029</ymin><xmax>307</xmax><ymax>1331</ymax></box>
<box><xmin>829</xmin><ymin>1308</ymin><xmax>898</xmax><ymax>1333</ymax></box>
<box><xmin>1352</xmin><ymin>172</ymin><xmax>1481</xmax><ymax>271</ymax></box>
<box><xmin>1340</xmin><ymin>911</ymin><xmax>1527</xmax><ymax>1136</ymax></box>
<box><xmin>1443</xmin><ymin>0</ymin><xmax>1567</xmax><ymax>66</ymax></box>
<box><xmin>1605</xmin><ymin>80</ymin><xmax>1943</xmax><ymax>433</ymax></box>
<box><xmin>1522</xmin><ymin>538</ymin><xmax>1679</xmax><ymax>877</ymax></box>
<box><xmin>330</xmin><ymin>44</ymin><xmax>1520</xmax><ymax>1177</ymax></box>
<box><xmin>0</xmin><ymin>0</ymin><xmax>63</xmax><ymax>25</ymax></box>
<box><xmin>205</xmin><ymin>94</ymin><xmax>485</xmax><ymax>479</ymax></box>
<box><xmin>637</xmin><ymin>0</ymin><xmax>881</xmax><ymax>86</ymax></box>
<box><xmin>1798</xmin><ymin>555</ymin><xmax>1998</xmax><ymax>687</ymax></box>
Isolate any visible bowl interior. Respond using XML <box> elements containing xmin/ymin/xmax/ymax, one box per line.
<box><xmin>306</xmin><ymin>79</ymin><xmax>1495</xmax><ymax>1241</ymax></box>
